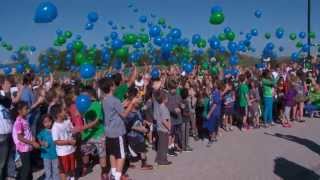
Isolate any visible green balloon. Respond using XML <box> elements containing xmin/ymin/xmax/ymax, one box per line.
<box><xmin>305</xmin><ymin>62</ymin><xmax>312</xmax><ymax>70</ymax></box>
<box><xmin>54</xmin><ymin>40</ymin><xmax>60</xmax><ymax>46</ymax></box>
<box><xmin>64</xmin><ymin>31</ymin><xmax>73</xmax><ymax>39</ymax></box>
<box><xmin>264</xmin><ymin>33</ymin><xmax>271</xmax><ymax>39</ymax></box>
<box><xmin>158</xmin><ymin>18</ymin><xmax>166</xmax><ymax>25</ymax></box>
<box><xmin>309</xmin><ymin>32</ymin><xmax>316</xmax><ymax>39</ymax></box>
<box><xmin>87</xmin><ymin>49</ymin><xmax>96</xmax><ymax>58</ymax></box>
<box><xmin>210</xmin><ymin>66</ymin><xmax>219</xmax><ymax>75</ymax></box>
<box><xmin>296</xmin><ymin>41</ymin><xmax>303</xmax><ymax>48</ymax></box>
<box><xmin>6</xmin><ymin>44</ymin><xmax>13</xmax><ymax>51</ymax></box>
<box><xmin>221</xmin><ymin>63</ymin><xmax>226</xmax><ymax>68</ymax></box>
<box><xmin>57</xmin><ymin>36</ymin><xmax>66</xmax><ymax>45</ymax></box>
<box><xmin>1</xmin><ymin>42</ymin><xmax>7</xmax><ymax>48</ymax></box>
<box><xmin>199</xmin><ymin>70</ymin><xmax>204</xmax><ymax>76</ymax></box>
<box><xmin>201</xmin><ymin>61</ymin><xmax>209</xmax><ymax>70</ymax></box>
<box><xmin>197</xmin><ymin>39</ymin><xmax>207</xmax><ymax>48</ymax></box>
<box><xmin>140</xmin><ymin>28</ymin><xmax>145</xmax><ymax>32</ymax></box>
<box><xmin>168</xmin><ymin>25</ymin><xmax>172</xmax><ymax>29</ymax></box>
<box><xmin>218</xmin><ymin>33</ymin><xmax>226</xmax><ymax>41</ymax></box>
<box><xmin>289</xmin><ymin>33</ymin><xmax>297</xmax><ymax>41</ymax></box>
<box><xmin>226</xmin><ymin>31</ymin><xmax>236</xmax><ymax>41</ymax></box>
<box><xmin>74</xmin><ymin>41</ymin><xmax>84</xmax><ymax>51</ymax></box>
<box><xmin>123</xmin><ymin>34</ymin><xmax>138</xmax><ymax>45</ymax></box>
<box><xmin>115</xmin><ymin>48</ymin><xmax>129</xmax><ymax>59</ymax></box>
<box><xmin>75</xmin><ymin>53</ymin><xmax>85</xmax><ymax>65</ymax></box>
<box><xmin>139</xmin><ymin>33</ymin><xmax>149</xmax><ymax>43</ymax></box>
<box><xmin>209</xmin><ymin>12</ymin><xmax>224</xmax><ymax>25</ymax></box>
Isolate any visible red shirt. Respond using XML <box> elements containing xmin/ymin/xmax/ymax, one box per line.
<box><xmin>68</xmin><ymin>104</ymin><xmax>84</xmax><ymax>129</ymax></box>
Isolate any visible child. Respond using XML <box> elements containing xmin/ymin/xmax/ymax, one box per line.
<box><xmin>51</xmin><ymin>104</ymin><xmax>76</xmax><ymax>180</ymax></box>
<box><xmin>222</xmin><ymin>79</ymin><xmax>235</xmax><ymax>131</ymax></box>
<box><xmin>238</xmin><ymin>74</ymin><xmax>250</xmax><ymax>131</ymax></box>
<box><xmin>180</xmin><ymin>87</ymin><xmax>193</xmax><ymax>152</ymax></box>
<box><xmin>37</xmin><ymin>115</ymin><xmax>59</xmax><ymax>180</ymax></box>
<box><xmin>249</xmin><ymin>80</ymin><xmax>261</xmax><ymax>128</ymax></box>
<box><xmin>283</xmin><ymin>81</ymin><xmax>297</xmax><ymax>128</ymax></box>
<box><xmin>12</xmin><ymin>101</ymin><xmax>40</xmax><ymax>180</ymax></box>
<box><xmin>154</xmin><ymin>91</ymin><xmax>172</xmax><ymax>165</ymax></box>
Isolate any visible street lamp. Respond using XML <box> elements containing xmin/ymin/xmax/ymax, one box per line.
<box><xmin>307</xmin><ymin>0</ymin><xmax>311</xmax><ymax>59</ymax></box>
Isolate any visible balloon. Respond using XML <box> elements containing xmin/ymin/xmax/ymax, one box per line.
<box><xmin>65</xmin><ymin>53</ymin><xmax>73</xmax><ymax>61</ymax></box>
<box><xmin>224</xmin><ymin>27</ymin><xmax>232</xmax><ymax>34</ymax></box>
<box><xmin>133</xmin><ymin>41</ymin><xmax>143</xmax><ymax>49</ymax></box>
<box><xmin>197</xmin><ymin>39</ymin><xmax>207</xmax><ymax>48</ymax></box>
<box><xmin>266</xmin><ymin>42</ymin><xmax>274</xmax><ymax>50</ymax></box>
<box><xmin>110</xmin><ymin>32</ymin><xmax>118</xmax><ymax>40</ymax></box>
<box><xmin>85</xmin><ymin>22</ymin><xmax>94</xmax><ymax>30</ymax></box>
<box><xmin>139</xmin><ymin>16</ymin><xmax>147</xmax><ymax>23</ymax></box>
<box><xmin>16</xmin><ymin>64</ymin><xmax>25</xmax><ymax>74</ymax></box>
<box><xmin>229</xmin><ymin>55</ymin><xmax>239</xmax><ymax>66</ymax></box>
<box><xmin>57</xmin><ymin>36</ymin><xmax>66</xmax><ymax>44</ymax></box>
<box><xmin>254</xmin><ymin>10</ymin><xmax>262</xmax><ymax>18</ymax></box>
<box><xmin>107</xmin><ymin>20</ymin><xmax>113</xmax><ymax>26</ymax></box>
<box><xmin>289</xmin><ymin>33</ymin><xmax>297</xmax><ymax>41</ymax></box>
<box><xmin>245</xmin><ymin>33</ymin><xmax>252</xmax><ymax>40</ymax></box>
<box><xmin>153</xmin><ymin>36</ymin><xmax>163</xmax><ymax>46</ymax></box>
<box><xmin>66</xmin><ymin>43</ymin><xmax>73</xmax><ymax>51</ymax></box>
<box><xmin>30</xmin><ymin>46</ymin><xmax>36</xmax><ymax>52</ymax></box>
<box><xmin>209</xmin><ymin>38</ymin><xmax>220</xmax><ymax>49</ymax></box>
<box><xmin>296</xmin><ymin>41</ymin><xmax>303</xmax><ymax>48</ymax></box>
<box><xmin>76</xmin><ymin>35</ymin><xmax>82</xmax><ymax>40</ymax></box>
<box><xmin>201</xmin><ymin>61</ymin><xmax>209</xmax><ymax>70</ymax></box>
<box><xmin>34</xmin><ymin>1</ymin><xmax>58</xmax><ymax>23</ymax></box>
<box><xmin>123</xmin><ymin>34</ymin><xmax>138</xmax><ymax>45</ymax></box>
<box><xmin>170</xmin><ymin>28</ymin><xmax>182</xmax><ymax>39</ymax></box>
<box><xmin>302</xmin><ymin>44</ymin><xmax>310</xmax><ymax>52</ymax></box>
<box><xmin>161</xmin><ymin>42</ymin><xmax>173</xmax><ymax>52</ymax></box>
<box><xmin>228</xmin><ymin>41</ymin><xmax>238</xmax><ymax>53</ymax></box>
<box><xmin>211</xmin><ymin>5</ymin><xmax>223</xmax><ymax>13</ymax></box>
<box><xmin>218</xmin><ymin>33</ymin><xmax>226</xmax><ymax>41</ymax></box>
<box><xmin>210</xmin><ymin>66</ymin><xmax>219</xmax><ymax>76</ymax></box>
<box><xmin>275</xmin><ymin>28</ymin><xmax>284</xmax><ymax>39</ymax></box>
<box><xmin>80</xmin><ymin>64</ymin><xmax>96</xmax><ymax>79</ymax></box>
<box><xmin>183</xmin><ymin>63</ymin><xmax>193</xmax><ymax>73</ymax></box>
<box><xmin>75</xmin><ymin>53</ymin><xmax>85</xmax><ymax>65</ymax></box>
<box><xmin>209</xmin><ymin>12</ymin><xmax>224</xmax><ymax>25</ymax></box>
<box><xmin>139</xmin><ymin>34</ymin><xmax>150</xmax><ymax>43</ymax></box>
<box><xmin>149</xmin><ymin>25</ymin><xmax>161</xmax><ymax>37</ymax></box>
<box><xmin>192</xmin><ymin>34</ymin><xmax>201</xmax><ymax>45</ymax></box>
<box><xmin>150</xmin><ymin>68</ymin><xmax>160</xmax><ymax>79</ymax></box>
<box><xmin>226</xmin><ymin>31</ymin><xmax>236</xmax><ymax>41</ymax></box>
<box><xmin>115</xmin><ymin>48</ymin><xmax>128</xmax><ymax>59</ymax></box>
<box><xmin>299</xmin><ymin>32</ymin><xmax>306</xmax><ymax>39</ymax></box>
<box><xmin>3</xmin><ymin>66</ymin><xmax>12</xmax><ymax>75</ymax></box>
<box><xmin>158</xmin><ymin>18</ymin><xmax>166</xmax><ymax>25</ymax></box>
<box><xmin>309</xmin><ymin>32</ymin><xmax>316</xmax><ymax>39</ymax></box>
<box><xmin>251</xmin><ymin>28</ymin><xmax>258</xmax><ymax>36</ymax></box>
<box><xmin>264</xmin><ymin>33</ymin><xmax>271</xmax><ymax>39</ymax></box>
<box><xmin>291</xmin><ymin>52</ymin><xmax>299</xmax><ymax>61</ymax></box>
<box><xmin>64</xmin><ymin>31</ymin><xmax>73</xmax><ymax>39</ymax></box>
<box><xmin>73</xmin><ymin>41</ymin><xmax>84</xmax><ymax>51</ymax></box>
<box><xmin>102</xmin><ymin>52</ymin><xmax>111</xmax><ymax>64</ymax></box>
<box><xmin>278</xmin><ymin>46</ymin><xmax>284</xmax><ymax>52</ymax></box>
<box><xmin>76</xmin><ymin>94</ymin><xmax>92</xmax><ymax>113</ymax></box>
<box><xmin>111</xmin><ymin>39</ymin><xmax>123</xmax><ymax>49</ymax></box>
<box><xmin>87</xmin><ymin>12</ymin><xmax>99</xmax><ymax>23</ymax></box>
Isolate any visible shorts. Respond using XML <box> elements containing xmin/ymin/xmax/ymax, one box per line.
<box><xmin>239</xmin><ymin>106</ymin><xmax>248</xmax><ymax>116</ymax></box>
<box><xmin>127</xmin><ymin>136</ymin><xmax>147</xmax><ymax>155</ymax></box>
<box><xmin>81</xmin><ymin>136</ymin><xmax>106</xmax><ymax>158</ymax></box>
<box><xmin>105</xmin><ymin>136</ymin><xmax>127</xmax><ymax>159</ymax></box>
<box><xmin>58</xmin><ymin>153</ymin><xmax>75</xmax><ymax>174</ymax></box>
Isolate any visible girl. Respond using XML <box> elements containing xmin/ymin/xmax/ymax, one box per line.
<box><xmin>12</xmin><ymin>101</ymin><xmax>40</xmax><ymax>180</ymax></box>
<box><xmin>249</xmin><ymin>80</ymin><xmax>261</xmax><ymax>128</ymax></box>
<box><xmin>283</xmin><ymin>80</ymin><xmax>297</xmax><ymax>127</ymax></box>
<box><xmin>222</xmin><ymin>79</ymin><xmax>235</xmax><ymax>131</ymax></box>
<box><xmin>37</xmin><ymin>115</ymin><xmax>59</xmax><ymax>180</ymax></box>
<box><xmin>262</xmin><ymin>70</ymin><xmax>276</xmax><ymax>128</ymax></box>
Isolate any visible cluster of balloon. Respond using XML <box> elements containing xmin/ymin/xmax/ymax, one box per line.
<box><xmin>54</xmin><ymin>30</ymin><xmax>73</xmax><ymax>46</ymax></box>
<box><xmin>76</xmin><ymin>94</ymin><xmax>92</xmax><ymax>113</ymax></box>
<box><xmin>34</xmin><ymin>1</ymin><xmax>58</xmax><ymax>23</ymax></box>
<box><xmin>85</xmin><ymin>12</ymin><xmax>99</xmax><ymax>30</ymax></box>
<box><xmin>209</xmin><ymin>6</ymin><xmax>224</xmax><ymax>25</ymax></box>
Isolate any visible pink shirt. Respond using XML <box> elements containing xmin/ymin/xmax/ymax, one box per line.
<box><xmin>12</xmin><ymin>116</ymin><xmax>33</xmax><ymax>152</ymax></box>
<box><xmin>69</xmin><ymin>104</ymin><xmax>84</xmax><ymax>129</ymax></box>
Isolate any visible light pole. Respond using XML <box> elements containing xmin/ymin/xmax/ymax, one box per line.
<box><xmin>307</xmin><ymin>0</ymin><xmax>311</xmax><ymax>60</ymax></box>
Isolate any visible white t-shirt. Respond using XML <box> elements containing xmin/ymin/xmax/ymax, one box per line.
<box><xmin>0</xmin><ymin>105</ymin><xmax>12</xmax><ymax>134</ymax></box>
<box><xmin>52</xmin><ymin>119</ymin><xmax>75</xmax><ymax>156</ymax></box>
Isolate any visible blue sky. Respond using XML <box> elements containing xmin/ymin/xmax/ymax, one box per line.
<box><xmin>0</xmin><ymin>0</ymin><xmax>319</xmax><ymax>63</ymax></box>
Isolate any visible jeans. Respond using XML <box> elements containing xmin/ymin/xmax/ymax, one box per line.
<box><xmin>0</xmin><ymin>134</ymin><xmax>10</xmax><ymax>180</ymax></box>
<box><xmin>43</xmin><ymin>159</ymin><xmax>60</xmax><ymax>180</ymax></box>
<box><xmin>181</xmin><ymin>121</ymin><xmax>190</xmax><ymax>150</ymax></box>
<box><xmin>18</xmin><ymin>152</ymin><xmax>32</xmax><ymax>180</ymax></box>
<box><xmin>263</xmin><ymin>97</ymin><xmax>273</xmax><ymax>124</ymax></box>
<box><xmin>284</xmin><ymin>106</ymin><xmax>291</xmax><ymax>120</ymax></box>
<box><xmin>155</xmin><ymin>131</ymin><xmax>169</xmax><ymax>164</ymax></box>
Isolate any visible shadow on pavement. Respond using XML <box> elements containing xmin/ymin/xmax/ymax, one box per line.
<box><xmin>274</xmin><ymin>157</ymin><xmax>320</xmax><ymax>180</ymax></box>
<box><xmin>265</xmin><ymin>132</ymin><xmax>320</xmax><ymax>156</ymax></box>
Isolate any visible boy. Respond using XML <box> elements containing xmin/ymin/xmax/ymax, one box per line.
<box><xmin>51</xmin><ymin>104</ymin><xmax>76</xmax><ymax>180</ymax></box>
<box><xmin>98</xmin><ymin>77</ymin><xmax>138</xmax><ymax>180</ymax></box>
<box><xmin>238</xmin><ymin>74</ymin><xmax>250</xmax><ymax>131</ymax></box>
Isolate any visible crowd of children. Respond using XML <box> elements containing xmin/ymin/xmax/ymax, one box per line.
<box><xmin>0</xmin><ymin>61</ymin><xmax>320</xmax><ymax>180</ymax></box>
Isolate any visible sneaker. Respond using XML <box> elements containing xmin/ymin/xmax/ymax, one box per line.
<box><xmin>157</xmin><ymin>161</ymin><xmax>172</xmax><ymax>166</ymax></box>
<box><xmin>207</xmin><ymin>140</ymin><xmax>214</xmax><ymax>147</ymax></box>
<box><xmin>183</xmin><ymin>147</ymin><xmax>193</xmax><ymax>152</ymax></box>
<box><xmin>141</xmin><ymin>164</ymin><xmax>154</xmax><ymax>170</ymax></box>
<box><xmin>271</xmin><ymin>122</ymin><xmax>276</xmax><ymax>126</ymax></box>
<box><xmin>168</xmin><ymin>149</ymin><xmax>178</xmax><ymax>157</ymax></box>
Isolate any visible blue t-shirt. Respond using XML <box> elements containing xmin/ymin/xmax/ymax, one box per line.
<box><xmin>20</xmin><ymin>87</ymin><xmax>35</xmax><ymax>107</ymax></box>
<box><xmin>210</xmin><ymin>89</ymin><xmax>222</xmax><ymax>116</ymax></box>
<box><xmin>37</xmin><ymin>129</ymin><xmax>57</xmax><ymax>160</ymax></box>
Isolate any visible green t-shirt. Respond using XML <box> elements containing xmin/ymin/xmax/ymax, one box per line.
<box><xmin>202</xmin><ymin>97</ymin><xmax>210</xmax><ymax>118</ymax></box>
<box><xmin>238</xmin><ymin>83</ymin><xmax>249</xmax><ymax>107</ymax></box>
<box><xmin>114</xmin><ymin>84</ymin><xmax>128</xmax><ymax>102</ymax></box>
<box><xmin>81</xmin><ymin>101</ymin><xmax>105</xmax><ymax>141</ymax></box>
<box><xmin>262</xmin><ymin>78</ymin><xmax>275</xmax><ymax>97</ymax></box>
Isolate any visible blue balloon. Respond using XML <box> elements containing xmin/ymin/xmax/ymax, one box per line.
<box><xmin>76</xmin><ymin>94</ymin><xmax>92</xmax><ymax>113</ymax></box>
<box><xmin>224</xmin><ymin>27</ymin><xmax>232</xmax><ymax>34</ymax></box>
<box><xmin>229</xmin><ymin>55</ymin><xmax>239</xmax><ymax>66</ymax></box>
<box><xmin>102</xmin><ymin>53</ymin><xmax>111</xmax><ymax>63</ymax></box>
<box><xmin>153</xmin><ymin>36</ymin><xmax>163</xmax><ymax>46</ymax></box>
<box><xmin>170</xmin><ymin>28</ymin><xmax>182</xmax><ymax>39</ymax></box>
<box><xmin>107</xmin><ymin>20</ymin><xmax>113</xmax><ymax>26</ymax></box>
<box><xmin>76</xmin><ymin>35</ymin><xmax>82</xmax><ymax>40</ymax></box>
<box><xmin>65</xmin><ymin>53</ymin><xmax>73</xmax><ymax>61</ymax></box>
<box><xmin>192</xmin><ymin>34</ymin><xmax>201</xmax><ymax>45</ymax></box>
<box><xmin>150</xmin><ymin>68</ymin><xmax>160</xmax><ymax>79</ymax></box>
<box><xmin>299</xmin><ymin>32</ymin><xmax>306</xmax><ymax>39</ymax></box>
<box><xmin>30</xmin><ymin>46</ymin><xmax>36</xmax><ymax>52</ymax></box>
<box><xmin>3</xmin><ymin>66</ymin><xmax>12</xmax><ymax>75</ymax></box>
<box><xmin>278</xmin><ymin>46</ymin><xmax>284</xmax><ymax>52</ymax></box>
<box><xmin>112</xmin><ymin>25</ymin><xmax>118</xmax><ymax>30</ymax></box>
<box><xmin>111</xmin><ymin>39</ymin><xmax>123</xmax><ymax>49</ymax></box>
<box><xmin>219</xmin><ymin>46</ymin><xmax>226</xmax><ymax>53</ymax></box>
<box><xmin>87</xmin><ymin>12</ymin><xmax>99</xmax><ymax>23</ymax></box>
<box><xmin>161</xmin><ymin>42</ymin><xmax>173</xmax><ymax>53</ymax></box>
<box><xmin>0</xmin><ymin>36</ymin><xmax>2</xmax><ymax>42</ymax></box>
<box><xmin>211</xmin><ymin>5</ymin><xmax>223</xmax><ymax>13</ymax></box>
<box><xmin>66</xmin><ymin>43</ymin><xmax>73</xmax><ymax>51</ymax></box>
<box><xmin>133</xmin><ymin>8</ymin><xmax>139</xmax><ymax>13</ymax></box>
<box><xmin>133</xmin><ymin>41</ymin><xmax>143</xmax><ymax>49</ymax></box>
<box><xmin>113</xmin><ymin>59</ymin><xmax>122</xmax><ymax>70</ymax></box>
<box><xmin>80</xmin><ymin>64</ymin><xmax>96</xmax><ymax>79</ymax></box>
<box><xmin>149</xmin><ymin>25</ymin><xmax>161</xmax><ymax>37</ymax></box>
<box><xmin>228</xmin><ymin>41</ymin><xmax>238</xmax><ymax>53</ymax></box>
<box><xmin>34</xmin><ymin>2</ymin><xmax>58</xmax><ymax>23</ymax></box>
<box><xmin>56</xmin><ymin>29</ymin><xmax>63</xmax><ymax>36</ymax></box>
<box><xmin>254</xmin><ymin>10</ymin><xmax>262</xmax><ymax>18</ymax></box>
<box><xmin>246</xmin><ymin>33</ymin><xmax>252</xmax><ymax>40</ymax></box>
<box><xmin>266</xmin><ymin>42</ymin><xmax>275</xmax><ymax>50</ymax></box>
<box><xmin>139</xmin><ymin>16</ymin><xmax>147</xmax><ymax>23</ymax></box>
<box><xmin>183</xmin><ymin>63</ymin><xmax>193</xmax><ymax>73</ymax></box>
<box><xmin>110</xmin><ymin>32</ymin><xmax>118</xmax><ymax>40</ymax></box>
<box><xmin>302</xmin><ymin>44</ymin><xmax>310</xmax><ymax>52</ymax></box>
<box><xmin>209</xmin><ymin>38</ymin><xmax>220</xmax><ymax>49</ymax></box>
<box><xmin>251</xmin><ymin>28</ymin><xmax>258</xmax><ymax>36</ymax></box>
<box><xmin>291</xmin><ymin>52</ymin><xmax>299</xmax><ymax>61</ymax></box>
<box><xmin>275</xmin><ymin>28</ymin><xmax>284</xmax><ymax>39</ymax></box>
<box><xmin>15</xmin><ymin>64</ymin><xmax>24</xmax><ymax>74</ymax></box>
<box><xmin>11</xmin><ymin>52</ymin><xmax>19</xmax><ymax>61</ymax></box>
<box><xmin>85</xmin><ymin>22</ymin><xmax>94</xmax><ymax>30</ymax></box>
